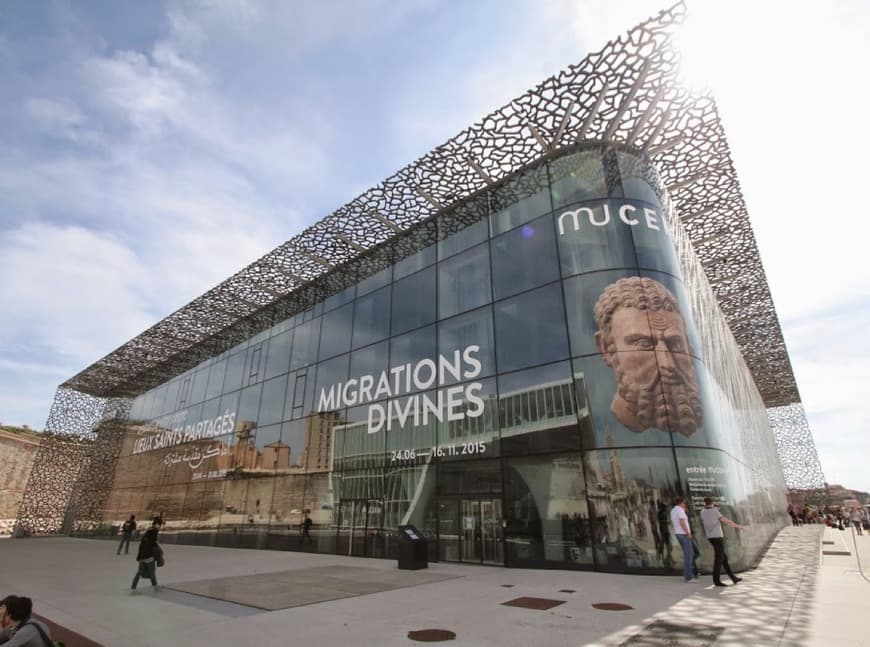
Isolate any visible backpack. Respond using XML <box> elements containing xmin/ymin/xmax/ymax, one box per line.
<box><xmin>122</xmin><ymin>521</ymin><xmax>132</xmax><ymax>532</ymax></box>
<box><xmin>20</xmin><ymin>620</ymin><xmax>65</xmax><ymax>647</ymax></box>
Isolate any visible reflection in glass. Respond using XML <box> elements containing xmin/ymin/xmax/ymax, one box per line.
<box><xmin>490</xmin><ymin>214</ymin><xmax>559</xmax><ymax>300</ymax></box>
<box><xmin>258</xmin><ymin>375</ymin><xmax>287</xmax><ymax>427</ymax></box>
<box><xmin>503</xmin><ymin>454</ymin><xmax>592</xmax><ymax>567</ymax></box>
<box><xmin>583</xmin><ymin>448</ymin><xmax>680</xmax><ymax>572</ymax></box>
<box><xmin>264</xmin><ymin>330</ymin><xmax>292</xmax><ymax>380</ymax></box>
<box><xmin>238</xmin><ymin>383</ymin><xmax>262</xmax><ymax>426</ymax></box>
<box><xmin>549</xmin><ymin>150</ymin><xmax>608</xmax><ymax>208</ymax></box>
<box><xmin>438</xmin><ymin>216</ymin><xmax>488</xmax><ymax>261</ymax></box>
<box><xmin>494</xmin><ymin>282</ymin><xmax>570</xmax><ymax>373</ymax></box>
<box><xmin>489</xmin><ymin>164</ymin><xmax>551</xmax><ymax>236</ymax></box>
<box><xmin>290</xmin><ymin>318</ymin><xmax>321</xmax><ymax>369</ymax></box>
<box><xmin>435</xmin><ymin>378</ymin><xmax>499</xmax><ymax>461</ymax></box>
<box><xmin>224</xmin><ymin>351</ymin><xmax>246</xmax><ymax>393</ymax></box>
<box><xmin>390</xmin><ymin>325</ymin><xmax>437</xmax><ymax>394</ymax></box>
<box><xmin>555</xmin><ymin>199</ymin><xmax>638</xmax><ymax>277</ymax></box>
<box><xmin>205</xmin><ymin>360</ymin><xmax>227</xmax><ymax>400</ymax></box>
<box><xmin>438</xmin><ymin>307</ymin><xmax>495</xmax><ymax>383</ymax></box>
<box><xmin>438</xmin><ymin>242</ymin><xmax>491</xmax><ymax>319</ymax></box>
<box><xmin>352</xmin><ymin>286</ymin><xmax>391</xmax><ymax>349</ymax></box>
<box><xmin>498</xmin><ymin>362</ymin><xmax>581</xmax><ymax>456</ymax></box>
<box><xmin>318</xmin><ymin>302</ymin><xmax>354</xmax><ymax>360</ymax></box>
<box><xmin>391</xmin><ymin>266</ymin><xmax>436</xmax><ymax>336</ymax></box>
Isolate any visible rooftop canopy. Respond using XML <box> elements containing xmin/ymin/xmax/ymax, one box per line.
<box><xmin>62</xmin><ymin>2</ymin><xmax>799</xmax><ymax>409</ymax></box>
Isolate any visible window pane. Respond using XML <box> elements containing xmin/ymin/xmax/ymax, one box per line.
<box><xmin>630</xmin><ymin>205</ymin><xmax>680</xmax><ymax>277</ymax></box>
<box><xmin>246</xmin><ymin>342</ymin><xmax>265</xmax><ymax>386</ymax></box>
<box><xmin>438</xmin><ymin>217</ymin><xmax>488</xmax><ymax>261</ymax></box>
<box><xmin>352</xmin><ymin>286</ymin><xmax>391</xmax><ymax>349</ymax></box>
<box><xmin>394</xmin><ymin>221</ymin><xmax>437</xmax><ymax>280</ymax></box>
<box><xmin>319</xmin><ymin>302</ymin><xmax>354</xmax><ymax>360</ymax></box>
<box><xmin>491</xmin><ymin>214</ymin><xmax>559</xmax><ymax>300</ymax></box>
<box><xmin>390</xmin><ymin>325</ymin><xmax>437</xmax><ymax>395</ymax></box>
<box><xmin>356</xmin><ymin>265</ymin><xmax>392</xmax><ymax>296</ymax></box>
<box><xmin>583</xmin><ymin>448</ymin><xmax>680</xmax><ymax>573</ymax></box>
<box><xmin>189</xmin><ymin>368</ymin><xmax>209</xmax><ymax>406</ymax></box>
<box><xmin>281</xmin><ymin>419</ymin><xmax>309</xmax><ymax>471</ymax></box>
<box><xmin>391</xmin><ymin>266</ymin><xmax>436</xmax><ymax>336</ymax></box>
<box><xmin>238</xmin><ymin>383</ymin><xmax>262</xmax><ymax>426</ymax></box>
<box><xmin>290</xmin><ymin>318</ymin><xmax>321</xmax><ymax>369</ymax></box>
<box><xmin>494</xmin><ymin>283</ymin><xmax>569</xmax><ymax>373</ymax></box>
<box><xmin>313</xmin><ymin>354</ymin><xmax>350</xmax><ymax>415</ymax></box>
<box><xmin>258</xmin><ymin>375</ymin><xmax>288</xmax><ymax>427</ymax></box>
<box><xmin>435</xmin><ymin>377</ymin><xmax>499</xmax><ymax>461</ymax></box>
<box><xmin>498</xmin><ymin>361</ymin><xmax>583</xmax><ymax>456</ymax></box>
<box><xmin>263</xmin><ymin>330</ymin><xmax>292</xmax><ymax>380</ymax></box>
<box><xmin>563</xmin><ymin>269</ymin><xmax>639</xmax><ymax>359</ymax></box>
<box><xmin>503</xmin><ymin>454</ymin><xmax>593</xmax><ymax>567</ymax></box>
<box><xmin>438</xmin><ymin>306</ymin><xmax>495</xmax><ymax>383</ymax></box>
<box><xmin>549</xmin><ymin>150</ymin><xmax>609</xmax><ymax>209</ymax></box>
<box><xmin>205</xmin><ymin>359</ymin><xmax>227</xmax><ymax>400</ymax></box>
<box><xmin>350</xmin><ymin>340</ymin><xmax>389</xmax><ymax>390</ymax></box>
<box><xmin>324</xmin><ymin>283</ymin><xmax>356</xmax><ymax>312</ymax></box>
<box><xmin>438</xmin><ymin>242</ymin><xmax>491</xmax><ymax>319</ymax></box>
<box><xmin>617</xmin><ymin>151</ymin><xmax>663</xmax><ymax>206</ymax></box>
<box><xmin>489</xmin><ymin>165</ymin><xmax>552</xmax><ymax>236</ymax></box>
<box><xmin>162</xmin><ymin>379</ymin><xmax>180</xmax><ymax>415</ymax></box>
<box><xmin>555</xmin><ymin>199</ymin><xmax>638</xmax><ymax>277</ymax></box>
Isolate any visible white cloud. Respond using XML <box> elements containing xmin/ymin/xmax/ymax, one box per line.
<box><xmin>0</xmin><ymin>222</ymin><xmax>153</xmax><ymax>362</ymax></box>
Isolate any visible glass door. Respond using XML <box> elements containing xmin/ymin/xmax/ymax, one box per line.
<box><xmin>480</xmin><ymin>498</ymin><xmax>504</xmax><ymax>565</ymax></box>
<box><xmin>336</xmin><ymin>498</ymin><xmax>384</xmax><ymax>557</ymax></box>
<box><xmin>364</xmin><ymin>498</ymin><xmax>385</xmax><ymax>558</ymax></box>
<box><xmin>336</xmin><ymin>499</ymin><xmax>357</xmax><ymax>556</ymax></box>
<box><xmin>438</xmin><ymin>497</ymin><xmax>504</xmax><ymax>565</ymax></box>
<box><xmin>461</xmin><ymin>499</ymin><xmax>482</xmax><ymax>563</ymax></box>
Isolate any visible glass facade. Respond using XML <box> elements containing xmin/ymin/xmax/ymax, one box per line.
<box><xmin>94</xmin><ymin>146</ymin><xmax>785</xmax><ymax>573</ymax></box>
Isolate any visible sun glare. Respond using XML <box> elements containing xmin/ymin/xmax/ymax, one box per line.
<box><xmin>672</xmin><ymin>1</ymin><xmax>766</xmax><ymax>95</ymax></box>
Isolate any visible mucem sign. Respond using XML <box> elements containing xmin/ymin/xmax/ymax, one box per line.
<box><xmin>17</xmin><ymin>2</ymin><xmax>825</xmax><ymax>575</ymax></box>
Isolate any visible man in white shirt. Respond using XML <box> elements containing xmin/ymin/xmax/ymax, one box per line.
<box><xmin>700</xmin><ymin>496</ymin><xmax>746</xmax><ymax>587</ymax></box>
<box><xmin>669</xmin><ymin>496</ymin><xmax>694</xmax><ymax>582</ymax></box>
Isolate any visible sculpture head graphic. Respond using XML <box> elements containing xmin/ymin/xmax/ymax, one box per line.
<box><xmin>594</xmin><ymin>276</ymin><xmax>702</xmax><ymax>437</ymax></box>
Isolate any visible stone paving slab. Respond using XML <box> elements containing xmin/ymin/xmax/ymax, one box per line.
<box><xmin>167</xmin><ymin>565</ymin><xmax>461</xmax><ymax>610</ymax></box>
<box><xmin>1</xmin><ymin>526</ymin><xmax>866</xmax><ymax>646</ymax></box>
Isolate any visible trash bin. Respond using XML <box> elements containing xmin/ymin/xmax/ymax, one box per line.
<box><xmin>397</xmin><ymin>525</ymin><xmax>428</xmax><ymax>570</ymax></box>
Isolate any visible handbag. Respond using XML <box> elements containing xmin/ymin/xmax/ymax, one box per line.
<box><xmin>153</xmin><ymin>543</ymin><xmax>165</xmax><ymax>568</ymax></box>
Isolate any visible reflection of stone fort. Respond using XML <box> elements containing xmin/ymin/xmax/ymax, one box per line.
<box><xmin>106</xmin><ymin>375</ymin><xmax>668</xmax><ymax>538</ymax></box>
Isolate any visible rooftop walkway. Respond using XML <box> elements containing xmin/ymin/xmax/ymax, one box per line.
<box><xmin>0</xmin><ymin>525</ymin><xmax>866</xmax><ymax>646</ymax></box>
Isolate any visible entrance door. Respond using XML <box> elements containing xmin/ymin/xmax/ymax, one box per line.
<box><xmin>440</xmin><ymin>497</ymin><xmax>504</xmax><ymax>565</ymax></box>
<box><xmin>336</xmin><ymin>499</ymin><xmax>384</xmax><ymax>557</ymax></box>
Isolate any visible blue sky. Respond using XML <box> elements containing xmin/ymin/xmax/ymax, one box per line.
<box><xmin>1</xmin><ymin>1</ymin><xmax>868</xmax><ymax>492</ymax></box>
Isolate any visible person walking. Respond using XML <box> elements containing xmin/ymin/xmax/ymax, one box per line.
<box><xmin>131</xmin><ymin>518</ymin><xmax>163</xmax><ymax>593</ymax></box>
<box><xmin>117</xmin><ymin>514</ymin><xmax>137</xmax><ymax>555</ymax></box>
<box><xmin>851</xmin><ymin>507</ymin><xmax>864</xmax><ymax>536</ymax></box>
<box><xmin>669</xmin><ymin>496</ymin><xmax>694</xmax><ymax>582</ymax></box>
<box><xmin>700</xmin><ymin>496</ymin><xmax>746</xmax><ymax>587</ymax></box>
<box><xmin>300</xmin><ymin>511</ymin><xmax>313</xmax><ymax>545</ymax></box>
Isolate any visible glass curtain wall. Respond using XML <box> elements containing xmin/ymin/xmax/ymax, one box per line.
<box><xmin>102</xmin><ymin>145</ymin><xmax>786</xmax><ymax>574</ymax></box>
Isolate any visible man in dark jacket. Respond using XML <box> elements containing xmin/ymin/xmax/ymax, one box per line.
<box><xmin>117</xmin><ymin>514</ymin><xmax>137</xmax><ymax>555</ymax></box>
<box><xmin>131</xmin><ymin>518</ymin><xmax>163</xmax><ymax>593</ymax></box>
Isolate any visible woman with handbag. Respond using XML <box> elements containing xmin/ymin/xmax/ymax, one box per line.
<box><xmin>131</xmin><ymin>518</ymin><xmax>163</xmax><ymax>593</ymax></box>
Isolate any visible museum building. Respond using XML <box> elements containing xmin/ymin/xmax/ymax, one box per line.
<box><xmin>19</xmin><ymin>4</ymin><xmax>821</xmax><ymax>575</ymax></box>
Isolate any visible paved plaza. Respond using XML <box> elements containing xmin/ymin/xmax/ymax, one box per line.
<box><xmin>0</xmin><ymin>525</ymin><xmax>867</xmax><ymax>646</ymax></box>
